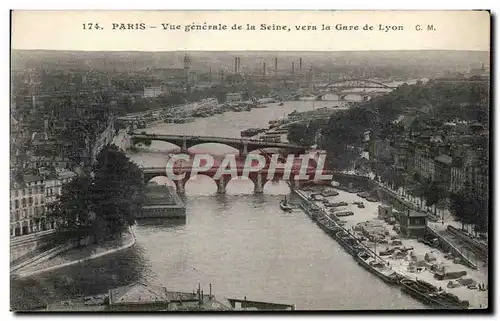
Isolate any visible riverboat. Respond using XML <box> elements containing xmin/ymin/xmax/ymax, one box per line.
<box><xmin>399</xmin><ymin>278</ymin><xmax>469</xmax><ymax>309</ymax></box>
<box><xmin>335</xmin><ymin>231</ymin><xmax>363</xmax><ymax>256</ymax></box>
<box><xmin>316</xmin><ymin>215</ymin><xmax>341</xmax><ymax>236</ymax></box>
<box><xmin>358</xmin><ymin>203</ymin><xmax>365</xmax><ymax>208</ymax></box>
<box><xmin>356</xmin><ymin>251</ymin><xmax>401</xmax><ymax>284</ymax></box>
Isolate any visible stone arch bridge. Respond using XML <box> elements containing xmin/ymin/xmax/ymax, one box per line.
<box><xmin>130</xmin><ymin>133</ymin><xmax>308</xmax><ymax>155</ymax></box>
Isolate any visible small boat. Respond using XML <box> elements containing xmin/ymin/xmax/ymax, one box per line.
<box><xmin>278</xmin><ymin>102</ymin><xmax>284</xmax><ymax>106</ymax></box>
<box><xmin>356</xmin><ymin>251</ymin><xmax>401</xmax><ymax>284</ymax></box>
<box><xmin>330</xmin><ymin>201</ymin><xmax>349</xmax><ymax>207</ymax></box>
<box><xmin>352</xmin><ymin>201</ymin><xmax>363</xmax><ymax>205</ymax></box>
<box><xmin>335</xmin><ymin>211</ymin><xmax>354</xmax><ymax>217</ymax></box>
<box><xmin>280</xmin><ymin>196</ymin><xmax>293</xmax><ymax>212</ymax></box>
<box><xmin>321</xmin><ymin>189</ymin><xmax>339</xmax><ymax>197</ymax></box>
<box><xmin>357</xmin><ymin>203</ymin><xmax>365</xmax><ymax>208</ymax></box>
<box><xmin>309</xmin><ymin>193</ymin><xmax>322</xmax><ymax>201</ymax></box>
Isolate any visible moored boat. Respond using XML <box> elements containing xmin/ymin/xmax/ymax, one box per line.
<box><xmin>399</xmin><ymin>278</ymin><xmax>469</xmax><ymax>309</ymax></box>
<box><xmin>321</xmin><ymin>189</ymin><xmax>339</xmax><ymax>197</ymax></box>
<box><xmin>335</xmin><ymin>211</ymin><xmax>354</xmax><ymax>217</ymax></box>
<box><xmin>280</xmin><ymin>196</ymin><xmax>293</xmax><ymax>212</ymax></box>
<box><xmin>356</xmin><ymin>251</ymin><xmax>401</xmax><ymax>284</ymax></box>
<box><xmin>329</xmin><ymin>201</ymin><xmax>349</xmax><ymax>207</ymax></box>
<box><xmin>316</xmin><ymin>215</ymin><xmax>341</xmax><ymax>235</ymax></box>
<box><xmin>336</xmin><ymin>231</ymin><xmax>363</xmax><ymax>256</ymax></box>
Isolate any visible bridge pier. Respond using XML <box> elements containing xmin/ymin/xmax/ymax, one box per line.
<box><xmin>181</xmin><ymin>138</ymin><xmax>188</xmax><ymax>153</ymax></box>
<box><xmin>174</xmin><ymin>180</ymin><xmax>186</xmax><ymax>195</ymax></box>
<box><xmin>290</xmin><ymin>179</ymin><xmax>302</xmax><ymax>190</ymax></box>
<box><xmin>254</xmin><ymin>173</ymin><xmax>264</xmax><ymax>193</ymax></box>
<box><xmin>216</xmin><ymin>178</ymin><xmax>227</xmax><ymax>194</ymax></box>
<box><xmin>239</xmin><ymin>143</ymin><xmax>248</xmax><ymax>156</ymax></box>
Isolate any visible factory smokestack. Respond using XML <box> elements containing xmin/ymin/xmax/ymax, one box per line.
<box><xmin>263</xmin><ymin>62</ymin><xmax>266</xmax><ymax>76</ymax></box>
<box><xmin>299</xmin><ymin>57</ymin><xmax>303</xmax><ymax>71</ymax></box>
<box><xmin>274</xmin><ymin>58</ymin><xmax>278</xmax><ymax>76</ymax></box>
<box><xmin>237</xmin><ymin>57</ymin><xmax>241</xmax><ymax>72</ymax></box>
<box><xmin>234</xmin><ymin>57</ymin><xmax>238</xmax><ymax>73</ymax></box>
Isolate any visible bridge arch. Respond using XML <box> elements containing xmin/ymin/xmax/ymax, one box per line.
<box><xmin>186</xmin><ymin>142</ymin><xmax>239</xmax><ymax>155</ymax></box>
<box><xmin>225</xmin><ymin>177</ymin><xmax>255</xmax><ymax>195</ymax></box>
<box><xmin>185</xmin><ymin>174</ymin><xmax>218</xmax><ymax>195</ymax></box>
<box><xmin>263</xmin><ymin>178</ymin><xmax>291</xmax><ymax>195</ymax></box>
<box><xmin>147</xmin><ymin>176</ymin><xmax>178</xmax><ymax>189</ymax></box>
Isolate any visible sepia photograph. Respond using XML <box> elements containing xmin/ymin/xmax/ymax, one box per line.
<box><xmin>8</xmin><ymin>10</ymin><xmax>491</xmax><ymax>312</ymax></box>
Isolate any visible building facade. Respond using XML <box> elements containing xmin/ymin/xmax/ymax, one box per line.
<box><xmin>10</xmin><ymin>169</ymin><xmax>76</xmax><ymax>237</ymax></box>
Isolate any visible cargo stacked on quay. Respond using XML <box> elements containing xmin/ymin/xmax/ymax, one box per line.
<box><xmin>290</xmin><ymin>182</ymin><xmax>487</xmax><ymax>310</ymax></box>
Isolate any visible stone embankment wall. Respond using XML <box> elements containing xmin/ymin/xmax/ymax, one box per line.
<box><xmin>447</xmin><ymin>226</ymin><xmax>488</xmax><ymax>260</ymax></box>
<box><xmin>10</xmin><ymin>230</ymin><xmax>57</xmax><ymax>265</ymax></box>
<box><xmin>425</xmin><ymin>225</ymin><xmax>478</xmax><ymax>269</ymax></box>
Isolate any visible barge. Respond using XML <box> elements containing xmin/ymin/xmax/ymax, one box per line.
<box><xmin>399</xmin><ymin>278</ymin><xmax>470</xmax><ymax>309</ymax></box>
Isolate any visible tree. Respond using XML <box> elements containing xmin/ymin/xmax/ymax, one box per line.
<box><xmin>424</xmin><ymin>180</ymin><xmax>449</xmax><ymax>218</ymax></box>
<box><xmin>449</xmin><ymin>182</ymin><xmax>486</xmax><ymax>232</ymax></box>
<box><xmin>91</xmin><ymin>145</ymin><xmax>145</xmax><ymax>241</ymax></box>
<box><xmin>46</xmin><ymin>175</ymin><xmax>94</xmax><ymax>242</ymax></box>
<box><xmin>287</xmin><ymin>122</ymin><xmax>316</xmax><ymax>147</ymax></box>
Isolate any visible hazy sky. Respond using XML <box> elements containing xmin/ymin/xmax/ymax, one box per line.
<box><xmin>12</xmin><ymin>11</ymin><xmax>490</xmax><ymax>52</ymax></box>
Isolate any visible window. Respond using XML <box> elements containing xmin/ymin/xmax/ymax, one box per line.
<box><xmin>40</xmin><ymin>186</ymin><xmax>44</xmax><ymax>193</ymax></box>
<box><xmin>34</xmin><ymin>197</ymin><xmax>38</xmax><ymax>205</ymax></box>
<box><xmin>22</xmin><ymin>189</ymin><xmax>25</xmax><ymax>196</ymax></box>
<box><xmin>14</xmin><ymin>199</ymin><xmax>19</xmax><ymax>209</ymax></box>
<box><xmin>34</xmin><ymin>207</ymin><xmax>39</xmax><ymax>215</ymax></box>
<box><xmin>15</xmin><ymin>211</ymin><xmax>19</xmax><ymax>221</ymax></box>
<box><xmin>28</xmin><ymin>197</ymin><xmax>33</xmax><ymax>206</ymax></box>
<box><xmin>22</xmin><ymin>199</ymin><xmax>26</xmax><ymax>207</ymax></box>
<box><xmin>28</xmin><ymin>188</ymin><xmax>32</xmax><ymax>195</ymax></box>
<box><xmin>15</xmin><ymin>190</ymin><xmax>18</xmax><ymax>197</ymax></box>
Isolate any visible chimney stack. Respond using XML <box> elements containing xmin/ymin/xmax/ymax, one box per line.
<box><xmin>234</xmin><ymin>57</ymin><xmax>238</xmax><ymax>73</ymax></box>
<box><xmin>275</xmin><ymin>58</ymin><xmax>278</xmax><ymax>76</ymax></box>
<box><xmin>237</xmin><ymin>57</ymin><xmax>241</xmax><ymax>72</ymax></box>
<box><xmin>299</xmin><ymin>57</ymin><xmax>303</xmax><ymax>71</ymax></box>
<box><xmin>263</xmin><ymin>62</ymin><xmax>266</xmax><ymax>76</ymax></box>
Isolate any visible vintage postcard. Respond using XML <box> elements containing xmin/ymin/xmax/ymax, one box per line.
<box><xmin>10</xmin><ymin>10</ymin><xmax>490</xmax><ymax>312</ymax></box>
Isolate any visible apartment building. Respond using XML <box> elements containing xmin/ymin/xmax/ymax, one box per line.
<box><xmin>10</xmin><ymin>169</ymin><xmax>76</xmax><ymax>237</ymax></box>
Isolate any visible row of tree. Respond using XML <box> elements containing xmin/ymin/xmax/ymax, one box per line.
<box><xmin>47</xmin><ymin>145</ymin><xmax>145</xmax><ymax>243</ymax></box>
<box><xmin>377</xmin><ymin>169</ymin><xmax>487</xmax><ymax>234</ymax></box>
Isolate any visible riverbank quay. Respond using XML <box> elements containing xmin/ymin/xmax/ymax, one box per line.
<box><xmin>13</xmin><ymin>227</ymin><xmax>136</xmax><ymax>279</ymax></box>
<box><xmin>290</xmin><ymin>184</ymin><xmax>488</xmax><ymax>310</ymax></box>
<box><xmin>375</xmin><ymin>180</ymin><xmax>488</xmax><ymax>265</ymax></box>
<box><xmin>41</xmin><ymin>282</ymin><xmax>294</xmax><ymax>311</ymax></box>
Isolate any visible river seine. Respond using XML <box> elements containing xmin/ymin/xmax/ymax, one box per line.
<box><xmin>11</xmin><ymin>93</ymin><xmax>425</xmax><ymax>310</ymax></box>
